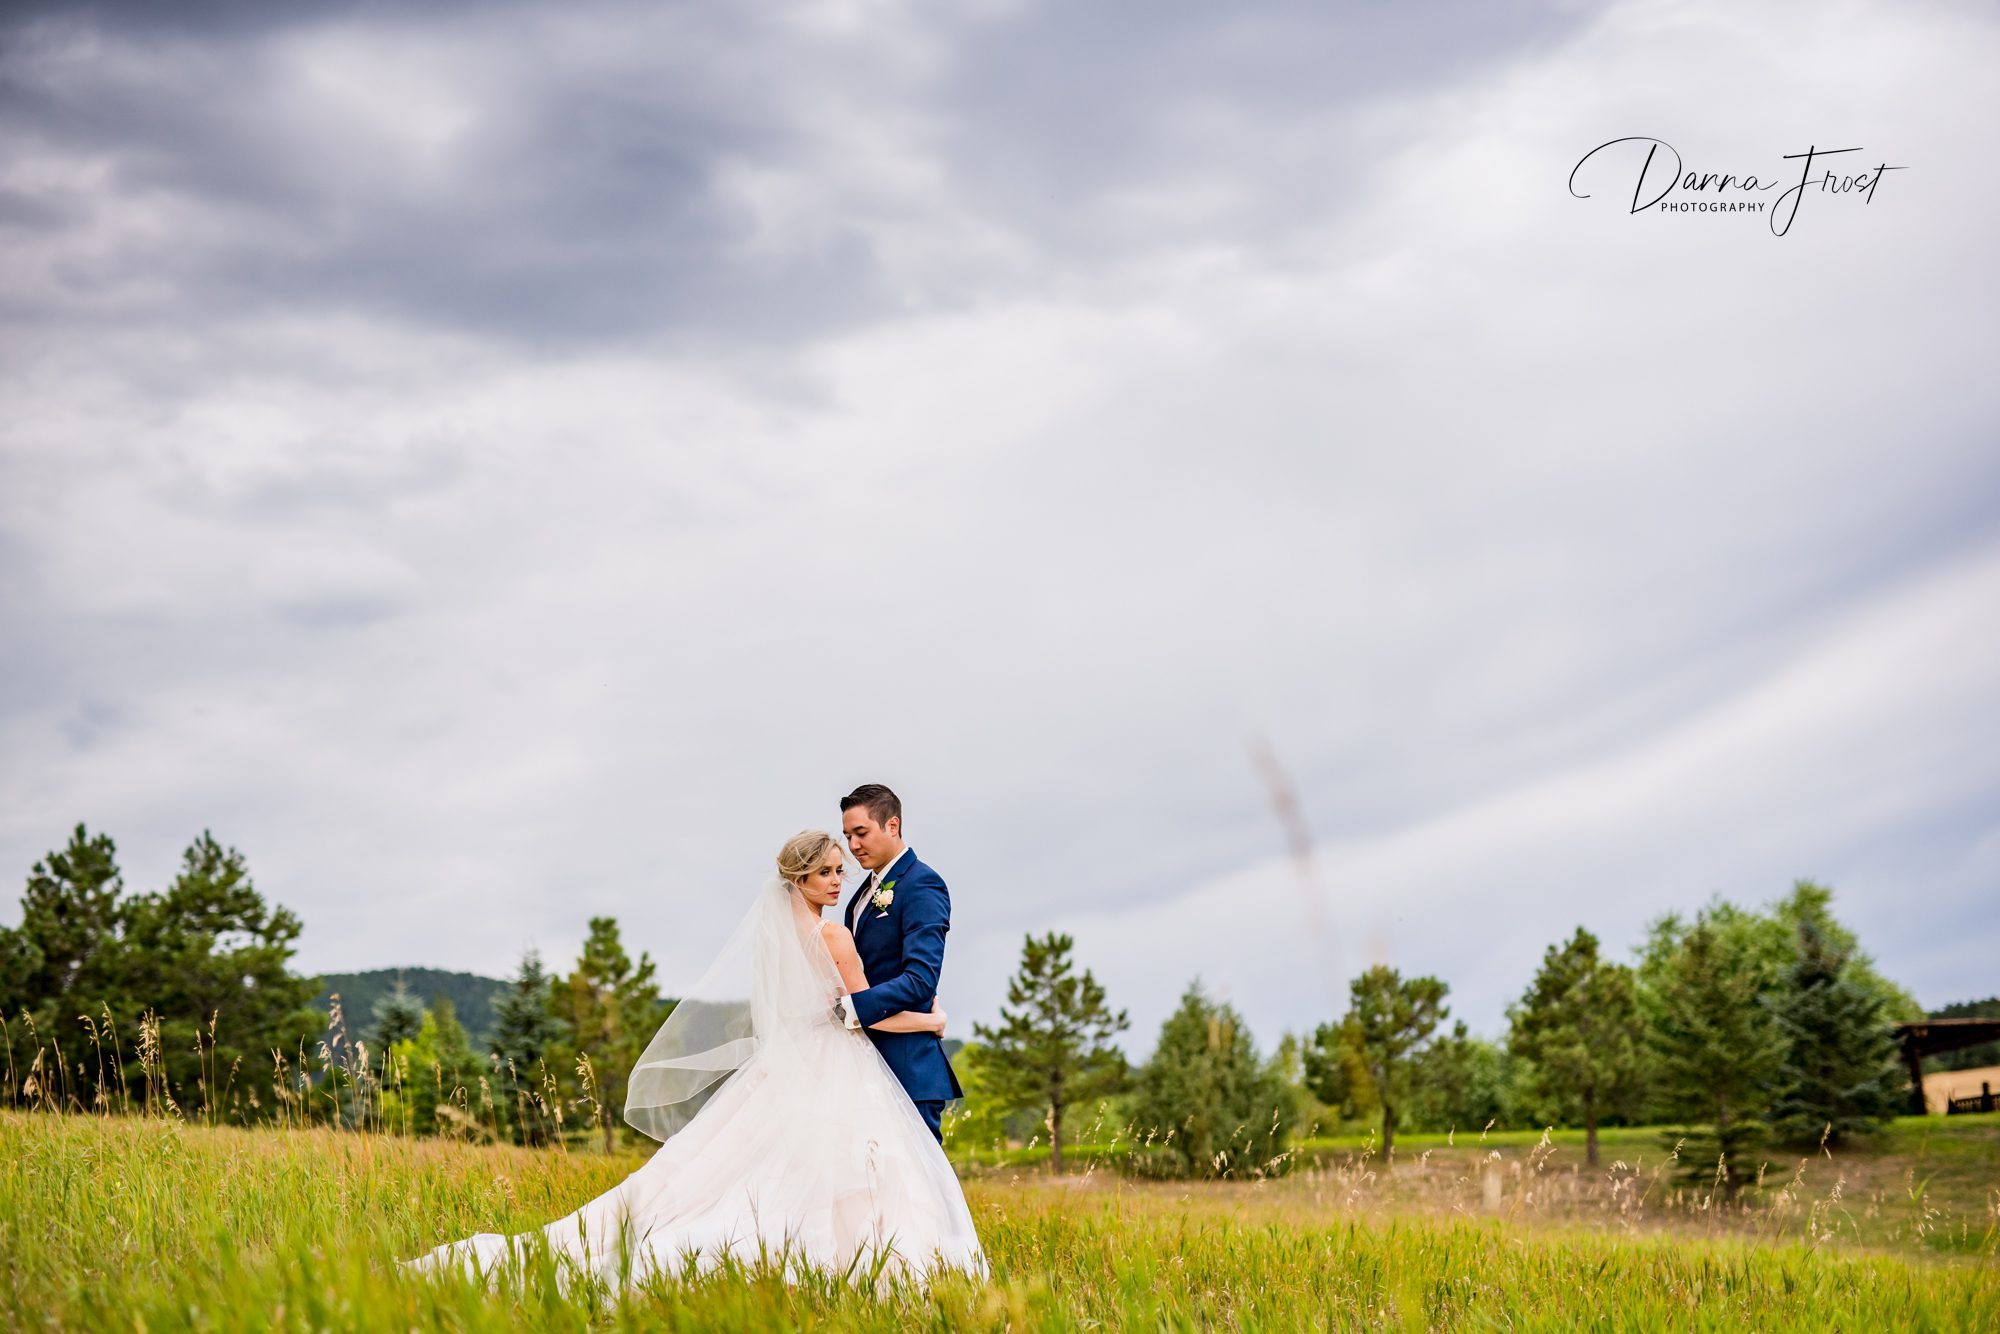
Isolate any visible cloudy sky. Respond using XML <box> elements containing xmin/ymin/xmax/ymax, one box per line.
<box><xmin>3</xmin><ymin>0</ymin><xmax>1995</xmax><ymax>1052</ymax></box>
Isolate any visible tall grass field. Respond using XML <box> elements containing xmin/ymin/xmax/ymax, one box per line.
<box><xmin>3</xmin><ymin>1109</ymin><xmax>1996</xmax><ymax>1330</ymax></box>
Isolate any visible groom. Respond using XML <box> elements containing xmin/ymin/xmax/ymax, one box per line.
<box><xmin>835</xmin><ymin>783</ymin><xmax>963</xmax><ymax>1142</ymax></box>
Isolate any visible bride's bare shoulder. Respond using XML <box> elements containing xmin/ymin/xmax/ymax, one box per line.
<box><xmin>818</xmin><ymin>920</ymin><xmax>857</xmax><ymax>957</ymax></box>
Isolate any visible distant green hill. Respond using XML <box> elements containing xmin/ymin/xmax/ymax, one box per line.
<box><xmin>307</xmin><ymin>973</ymin><xmax>970</xmax><ymax>1059</ymax></box>
<box><xmin>312</xmin><ymin>968</ymin><xmax>510</xmax><ymax>1050</ymax></box>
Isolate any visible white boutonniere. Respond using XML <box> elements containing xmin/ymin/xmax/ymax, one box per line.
<box><xmin>871</xmin><ymin>879</ymin><xmax>897</xmax><ymax>912</ymax></box>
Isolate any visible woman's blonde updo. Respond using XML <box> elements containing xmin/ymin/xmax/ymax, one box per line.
<box><xmin>777</xmin><ymin>829</ymin><xmax>842</xmax><ymax>885</ymax></box>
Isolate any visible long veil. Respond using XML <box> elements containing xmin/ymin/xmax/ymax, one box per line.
<box><xmin>623</xmin><ymin>877</ymin><xmax>843</xmax><ymax>1142</ymax></box>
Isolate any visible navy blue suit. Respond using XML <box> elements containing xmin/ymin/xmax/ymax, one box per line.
<box><xmin>845</xmin><ymin>847</ymin><xmax>962</xmax><ymax>1139</ymax></box>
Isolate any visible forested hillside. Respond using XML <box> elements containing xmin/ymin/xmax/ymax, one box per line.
<box><xmin>313</xmin><ymin>969</ymin><xmax>508</xmax><ymax>1049</ymax></box>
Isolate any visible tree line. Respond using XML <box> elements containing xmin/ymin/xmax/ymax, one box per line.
<box><xmin>0</xmin><ymin>823</ymin><xmax>1952</xmax><ymax>1189</ymax></box>
<box><xmin>0</xmin><ymin>824</ymin><xmax>670</xmax><ymax>1150</ymax></box>
<box><xmin>960</xmin><ymin>882</ymin><xmax>1924</xmax><ymax>1190</ymax></box>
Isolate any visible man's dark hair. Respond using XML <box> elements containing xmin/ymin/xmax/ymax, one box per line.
<box><xmin>841</xmin><ymin>784</ymin><xmax>902</xmax><ymax>830</ymax></box>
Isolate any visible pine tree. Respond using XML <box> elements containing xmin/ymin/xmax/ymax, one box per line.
<box><xmin>489</xmin><ymin>949</ymin><xmax>566</xmax><ymax>1144</ymax></box>
<box><xmin>552</xmin><ymin>917</ymin><xmax>666</xmax><ymax>1152</ymax></box>
<box><xmin>371</xmin><ymin>981</ymin><xmax>427</xmax><ymax>1050</ymax></box>
<box><xmin>1326</xmin><ymin>965</ymin><xmax>1449</xmax><ymax>1158</ymax></box>
<box><xmin>970</xmin><ymin>933</ymin><xmax>1129</xmax><ymax>1173</ymax></box>
<box><xmin>1132</xmin><ymin>981</ymin><xmax>1293</xmax><ymax>1179</ymax></box>
<box><xmin>1767</xmin><ymin>914</ymin><xmax>1902</xmax><ymax>1147</ymax></box>
<box><xmin>116</xmin><ymin>832</ymin><xmax>322</xmax><ymax>1118</ymax></box>
<box><xmin>1508</xmin><ymin>927</ymin><xmax>1644</xmax><ymax>1166</ymax></box>
<box><xmin>1</xmin><ymin>824</ymin><xmax>124</xmax><ymax>1018</ymax></box>
<box><xmin>1645</xmin><ymin>916</ymin><xmax>1786</xmax><ymax>1194</ymax></box>
<box><xmin>3</xmin><ymin>825</ymin><xmax>320</xmax><ymax>1120</ymax></box>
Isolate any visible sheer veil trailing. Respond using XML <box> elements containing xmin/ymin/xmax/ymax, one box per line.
<box><xmin>407</xmin><ymin>870</ymin><xmax>987</xmax><ymax>1289</ymax></box>
<box><xmin>623</xmin><ymin>877</ymin><xmax>842</xmax><ymax>1142</ymax></box>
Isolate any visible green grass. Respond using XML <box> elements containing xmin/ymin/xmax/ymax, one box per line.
<box><xmin>961</xmin><ymin>1115</ymin><xmax>2000</xmax><ymax>1252</ymax></box>
<box><xmin>3</xmin><ymin>1110</ymin><xmax>1996</xmax><ymax>1331</ymax></box>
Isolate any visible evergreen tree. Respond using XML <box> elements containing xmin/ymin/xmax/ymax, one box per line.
<box><xmin>1635</xmin><ymin>883</ymin><xmax>1918</xmax><ymax>1061</ymax></box>
<box><xmin>371</xmin><ymin>981</ymin><xmax>427</xmax><ymax>1049</ymax></box>
<box><xmin>1322</xmin><ymin>965</ymin><xmax>1449</xmax><ymax>1157</ymax></box>
<box><xmin>1767</xmin><ymin>914</ymin><xmax>1902</xmax><ymax>1147</ymax></box>
<box><xmin>1507</xmin><ymin>927</ymin><xmax>1644</xmax><ymax>1165</ymax></box>
<box><xmin>1644</xmin><ymin>915</ymin><xmax>1786</xmax><ymax>1194</ymax></box>
<box><xmin>938</xmin><ymin>1042</ymin><xmax>1016</xmax><ymax>1156</ymax></box>
<box><xmin>1132</xmin><ymin>981</ymin><xmax>1293</xmax><ymax>1179</ymax></box>
<box><xmin>383</xmin><ymin>997</ymin><xmax>484</xmax><ymax>1137</ymax></box>
<box><xmin>491</xmin><ymin>950</ymin><xmax>561</xmax><ymax>1066</ymax></box>
<box><xmin>0</xmin><ymin>824</ymin><xmax>125</xmax><ymax>1019</ymax></box>
<box><xmin>1770</xmin><ymin>881</ymin><xmax>1920</xmax><ymax>1022</ymax></box>
<box><xmin>1302</xmin><ymin>1016</ymin><xmax>1379</xmax><ymax>1128</ymax></box>
<box><xmin>427</xmin><ymin>996</ymin><xmax>485</xmax><ymax>1137</ymax></box>
<box><xmin>3</xmin><ymin>826</ymin><xmax>320</xmax><ymax>1120</ymax></box>
<box><xmin>1405</xmin><ymin>1022</ymin><xmax>1509</xmax><ymax>1137</ymax></box>
<box><xmin>115</xmin><ymin>832</ymin><xmax>322</xmax><ymax>1119</ymax></box>
<box><xmin>1272</xmin><ymin>1031</ymin><xmax>1331</xmax><ymax>1137</ymax></box>
<box><xmin>970</xmin><ymin>933</ymin><xmax>1129</xmax><ymax>1173</ymax></box>
<box><xmin>489</xmin><ymin>949</ymin><xmax>567</xmax><ymax>1144</ymax></box>
<box><xmin>552</xmin><ymin>917</ymin><xmax>667</xmax><ymax>1152</ymax></box>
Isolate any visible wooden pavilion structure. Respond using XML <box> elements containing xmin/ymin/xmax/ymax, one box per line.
<box><xmin>1895</xmin><ymin>1018</ymin><xmax>2000</xmax><ymax>1115</ymax></box>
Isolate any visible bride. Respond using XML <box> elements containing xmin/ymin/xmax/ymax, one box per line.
<box><xmin>401</xmin><ymin>830</ymin><xmax>988</xmax><ymax>1290</ymax></box>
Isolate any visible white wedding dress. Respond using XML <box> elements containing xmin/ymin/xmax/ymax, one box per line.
<box><xmin>401</xmin><ymin>879</ymin><xmax>986</xmax><ymax>1291</ymax></box>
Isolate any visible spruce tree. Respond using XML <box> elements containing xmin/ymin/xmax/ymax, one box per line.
<box><xmin>371</xmin><ymin>980</ymin><xmax>427</xmax><ymax>1049</ymax></box>
<box><xmin>491</xmin><ymin>949</ymin><xmax>563</xmax><ymax>1066</ymax></box>
<box><xmin>1508</xmin><ymin>927</ymin><xmax>1643</xmax><ymax>1165</ymax></box>
<box><xmin>1772</xmin><ymin>881</ymin><xmax>1920</xmax><ymax>1022</ymax></box>
<box><xmin>1132</xmin><ymin>981</ymin><xmax>1293</xmax><ymax>1178</ymax></box>
<box><xmin>1767</xmin><ymin>915</ymin><xmax>1902</xmax><ymax>1147</ymax></box>
<box><xmin>489</xmin><ymin>949</ymin><xmax>566</xmax><ymax>1144</ymax></box>
<box><xmin>970</xmin><ymin>933</ymin><xmax>1129</xmax><ymax>1173</ymax></box>
<box><xmin>1645</xmin><ymin>916</ymin><xmax>1785</xmax><ymax>1194</ymax></box>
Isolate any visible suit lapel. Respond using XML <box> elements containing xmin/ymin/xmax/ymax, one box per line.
<box><xmin>853</xmin><ymin>848</ymin><xmax>913</xmax><ymax>939</ymax></box>
<box><xmin>843</xmin><ymin>876</ymin><xmax>873</xmax><ymax>932</ymax></box>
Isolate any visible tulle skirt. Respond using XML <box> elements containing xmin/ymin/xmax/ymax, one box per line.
<box><xmin>400</xmin><ymin>1023</ymin><xmax>986</xmax><ymax>1292</ymax></box>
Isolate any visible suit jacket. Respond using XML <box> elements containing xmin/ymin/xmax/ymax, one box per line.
<box><xmin>844</xmin><ymin>847</ymin><xmax>964</xmax><ymax>1103</ymax></box>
